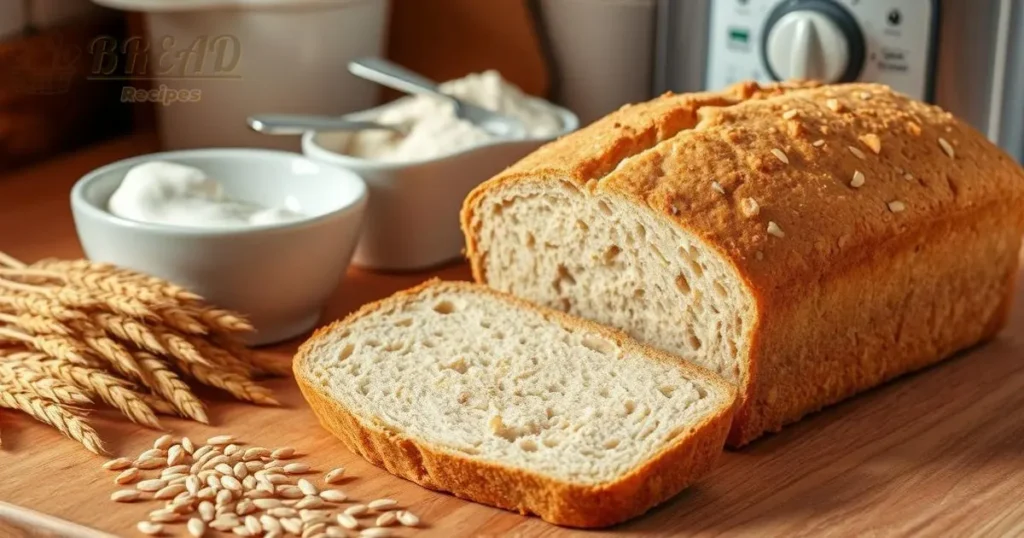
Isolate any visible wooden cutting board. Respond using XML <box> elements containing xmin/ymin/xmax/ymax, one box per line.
<box><xmin>1</xmin><ymin>135</ymin><xmax>1024</xmax><ymax>537</ymax></box>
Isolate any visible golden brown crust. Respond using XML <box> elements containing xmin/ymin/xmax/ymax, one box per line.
<box><xmin>294</xmin><ymin>279</ymin><xmax>736</xmax><ymax>528</ymax></box>
<box><xmin>460</xmin><ymin>81</ymin><xmax>1024</xmax><ymax>446</ymax></box>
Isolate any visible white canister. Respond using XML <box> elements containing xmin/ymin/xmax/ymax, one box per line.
<box><xmin>91</xmin><ymin>0</ymin><xmax>390</xmax><ymax>151</ymax></box>
<box><xmin>536</xmin><ymin>0</ymin><xmax>657</xmax><ymax>125</ymax></box>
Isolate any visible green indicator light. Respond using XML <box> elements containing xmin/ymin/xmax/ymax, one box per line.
<box><xmin>729</xmin><ymin>28</ymin><xmax>750</xmax><ymax>43</ymax></box>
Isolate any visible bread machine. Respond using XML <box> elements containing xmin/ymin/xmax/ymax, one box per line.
<box><xmin>655</xmin><ymin>0</ymin><xmax>1024</xmax><ymax>162</ymax></box>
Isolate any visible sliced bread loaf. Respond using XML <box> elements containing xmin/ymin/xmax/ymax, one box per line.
<box><xmin>461</xmin><ymin>81</ymin><xmax>1024</xmax><ymax>446</ymax></box>
<box><xmin>294</xmin><ymin>279</ymin><xmax>735</xmax><ymax>528</ymax></box>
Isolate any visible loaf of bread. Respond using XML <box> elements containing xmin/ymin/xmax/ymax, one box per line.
<box><xmin>461</xmin><ymin>81</ymin><xmax>1024</xmax><ymax>446</ymax></box>
<box><xmin>294</xmin><ymin>279</ymin><xmax>735</xmax><ymax>527</ymax></box>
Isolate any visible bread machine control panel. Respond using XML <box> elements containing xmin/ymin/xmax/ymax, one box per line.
<box><xmin>705</xmin><ymin>0</ymin><xmax>937</xmax><ymax>100</ymax></box>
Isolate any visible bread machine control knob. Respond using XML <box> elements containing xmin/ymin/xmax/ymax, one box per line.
<box><xmin>762</xmin><ymin>0</ymin><xmax>866</xmax><ymax>83</ymax></box>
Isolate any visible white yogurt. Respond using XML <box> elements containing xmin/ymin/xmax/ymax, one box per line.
<box><xmin>344</xmin><ymin>70</ymin><xmax>564</xmax><ymax>162</ymax></box>
<box><xmin>108</xmin><ymin>161</ymin><xmax>305</xmax><ymax>228</ymax></box>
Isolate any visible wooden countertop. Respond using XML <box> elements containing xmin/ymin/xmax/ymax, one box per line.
<box><xmin>1</xmin><ymin>135</ymin><xmax>1023</xmax><ymax>537</ymax></box>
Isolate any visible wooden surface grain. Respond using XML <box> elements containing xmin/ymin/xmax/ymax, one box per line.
<box><xmin>1</xmin><ymin>136</ymin><xmax>1023</xmax><ymax>538</ymax></box>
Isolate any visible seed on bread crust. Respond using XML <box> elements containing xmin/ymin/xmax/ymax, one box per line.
<box><xmin>770</xmin><ymin>148</ymin><xmax>789</xmax><ymax>164</ymax></box>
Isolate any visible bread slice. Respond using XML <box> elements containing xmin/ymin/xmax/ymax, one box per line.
<box><xmin>461</xmin><ymin>81</ymin><xmax>1024</xmax><ymax>446</ymax></box>
<box><xmin>294</xmin><ymin>279</ymin><xmax>735</xmax><ymax>528</ymax></box>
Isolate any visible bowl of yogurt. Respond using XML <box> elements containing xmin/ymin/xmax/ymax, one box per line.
<box><xmin>70</xmin><ymin>149</ymin><xmax>368</xmax><ymax>345</ymax></box>
<box><xmin>302</xmin><ymin>70</ymin><xmax>579</xmax><ymax>270</ymax></box>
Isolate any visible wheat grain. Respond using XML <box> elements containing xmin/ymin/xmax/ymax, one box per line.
<box><xmin>375</xmin><ymin>512</ymin><xmax>397</xmax><ymax>527</ymax></box>
<box><xmin>137</xmin><ymin>521</ymin><xmax>163</xmax><ymax>535</ymax></box>
<box><xmin>115</xmin><ymin>468</ymin><xmax>141</xmax><ymax>485</ymax></box>
<box><xmin>368</xmin><ymin>499</ymin><xmax>398</xmax><ymax>511</ymax></box>
<box><xmin>103</xmin><ymin>457</ymin><xmax>132</xmax><ymax>471</ymax></box>
<box><xmin>0</xmin><ymin>387</ymin><xmax>104</xmax><ymax>454</ymax></box>
<box><xmin>395</xmin><ymin>510</ymin><xmax>419</xmax><ymax>527</ymax></box>
<box><xmin>319</xmin><ymin>490</ymin><xmax>347</xmax><ymax>503</ymax></box>
<box><xmin>324</xmin><ymin>468</ymin><xmax>345</xmax><ymax>484</ymax></box>
<box><xmin>111</xmin><ymin>490</ymin><xmax>143</xmax><ymax>502</ymax></box>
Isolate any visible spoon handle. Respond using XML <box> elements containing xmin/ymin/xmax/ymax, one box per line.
<box><xmin>348</xmin><ymin>58</ymin><xmax>455</xmax><ymax>103</ymax></box>
<box><xmin>247</xmin><ymin>114</ymin><xmax>400</xmax><ymax>135</ymax></box>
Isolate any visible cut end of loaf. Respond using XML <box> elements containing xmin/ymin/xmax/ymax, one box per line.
<box><xmin>294</xmin><ymin>280</ymin><xmax>734</xmax><ymax>527</ymax></box>
<box><xmin>466</xmin><ymin>182</ymin><xmax>756</xmax><ymax>388</ymax></box>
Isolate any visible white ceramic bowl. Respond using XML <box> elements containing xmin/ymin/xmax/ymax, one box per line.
<box><xmin>70</xmin><ymin>149</ymin><xmax>368</xmax><ymax>345</ymax></box>
<box><xmin>302</xmin><ymin>99</ymin><xmax>579</xmax><ymax>271</ymax></box>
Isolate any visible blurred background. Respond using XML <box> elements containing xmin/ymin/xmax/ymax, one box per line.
<box><xmin>1</xmin><ymin>0</ymin><xmax>1021</xmax><ymax>173</ymax></box>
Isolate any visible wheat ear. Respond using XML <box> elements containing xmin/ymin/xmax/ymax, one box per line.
<box><xmin>15</xmin><ymin>355</ymin><xmax>162</xmax><ymax>429</ymax></box>
<box><xmin>185</xmin><ymin>336</ymin><xmax>251</xmax><ymax>377</ymax></box>
<box><xmin>32</xmin><ymin>259</ymin><xmax>202</xmax><ymax>303</ymax></box>
<box><xmin>0</xmin><ymin>363</ymin><xmax>93</xmax><ymax>405</ymax></box>
<box><xmin>0</xmin><ymin>386</ymin><xmax>105</xmax><ymax>454</ymax></box>
<box><xmin>0</xmin><ymin>312</ymin><xmax>71</xmax><ymax>335</ymax></box>
<box><xmin>135</xmin><ymin>352</ymin><xmax>208</xmax><ymax>424</ymax></box>
<box><xmin>65</xmin><ymin>320</ymin><xmax>142</xmax><ymax>380</ymax></box>
<box><xmin>140</xmin><ymin>393</ymin><xmax>178</xmax><ymax>416</ymax></box>
<box><xmin>0</xmin><ymin>327</ymin><xmax>95</xmax><ymax>365</ymax></box>
<box><xmin>0</xmin><ymin>294</ymin><xmax>87</xmax><ymax>321</ymax></box>
<box><xmin>213</xmin><ymin>337</ymin><xmax>291</xmax><ymax>378</ymax></box>
<box><xmin>188</xmin><ymin>306</ymin><xmax>255</xmax><ymax>333</ymax></box>
<box><xmin>156</xmin><ymin>305</ymin><xmax>208</xmax><ymax>335</ymax></box>
<box><xmin>172</xmin><ymin>357</ymin><xmax>279</xmax><ymax>406</ymax></box>
<box><xmin>91</xmin><ymin>313</ymin><xmax>166</xmax><ymax>354</ymax></box>
<box><xmin>153</xmin><ymin>327</ymin><xmax>214</xmax><ymax>367</ymax></box>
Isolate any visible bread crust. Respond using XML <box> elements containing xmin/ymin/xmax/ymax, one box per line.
<box><xmin>294</xmin><ymin>279</ymin><xmax>736</xmax><ymax>528</ymax></box>
<box><xmin>461</xmin><ymin>82</ymin><xmax>1024</xmax><ymax>446</ymax></box>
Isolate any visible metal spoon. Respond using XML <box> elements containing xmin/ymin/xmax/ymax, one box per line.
<box><xmin>348</xmin><ymin>57</ymin><xmax>526</xmax><ymax>138</ymax></box>
<box><xmin>247</xmin><ymin>114</ymin><xmax>406</xmax><ymax>135</ymax></box>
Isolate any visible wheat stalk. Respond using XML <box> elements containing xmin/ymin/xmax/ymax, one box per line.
<box><xmin>0</xmin><ymin>251</ymin><xmax>26</xmax><ymax>268</ymax></box>
<box><xmin>172</xmin><ymin>357</ymin><xmax>279</xmax><ymax>406</ymax></box>
<box><xmin>0</xmin><ymin>385</ymin><xmax>105</xmax><ymax>454</ymax></box>
<box><xmin>14</xmin><ymin>353</ymin><xmax>163</xmax><ymax>429</ymax></box>
<box><xmin>0</xmin><ymin>363</ymin><xmax>93</xmax><ymax>406</ymax></box>
<box><xmin>135</xmin><ymin>352</ymin><xmax>208</xmax><ymax>424</ymax></box>
<box><xmin>0</xmin><ymin>252</ymin><xmax>279</xmax><ymax>454</ymax></box>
